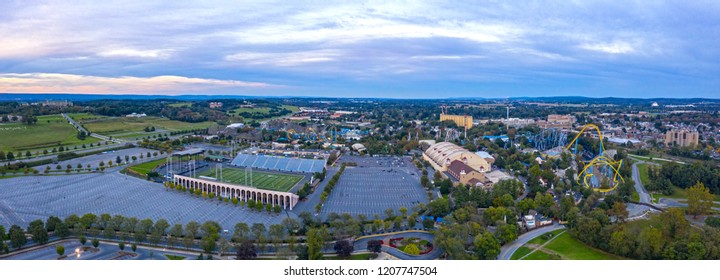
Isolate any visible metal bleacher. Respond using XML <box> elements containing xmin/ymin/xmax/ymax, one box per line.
<box><xmin>230</xmin><ymin>153</ymin><xmax>325</xmax><ymax>173</ymax></box>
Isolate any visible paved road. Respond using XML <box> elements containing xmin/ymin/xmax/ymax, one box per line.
<box><xmin>497</xmin><ymin>224</ymin><xmax>565</xmax><ymax>260</ymax></box>
<box><xmin>354</xmin><ymin>231</ymin><xmax>442</xmax><ymax>260</ymax></box>
<box><xmin>627</xmin><ymin>163</ymin><xmax>652</xmax><ymax>217</ymax></box>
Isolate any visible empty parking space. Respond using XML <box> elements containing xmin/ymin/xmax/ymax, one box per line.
<box><xmin>320</xmin><ymin>156</ymin><xmax>428</xmax><ymax>219</ymax></box>
<box><xmin>0</xmin><ymin>172</ymin><xmax>290</xmax><ymax>231</ymax></box>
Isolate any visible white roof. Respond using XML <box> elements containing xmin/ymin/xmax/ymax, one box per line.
<box><xmin>475</xmin><ymin>151</ymin><xmax>494</xmax><ymax>159</ymax></box>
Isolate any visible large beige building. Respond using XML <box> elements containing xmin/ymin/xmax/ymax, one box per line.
<box><xmin>665</xmin><ymin>129</ymin><xmax>699</xmax><ymax>147</ymax></box>
<box><xmin>440</xmin><ymin>113</ymin><xmax>473</xmax><ymax>129</ymax></box>
<box><xmin>424</xmin><ymin>142</ymin><xmax>490</xmax><ymax>173</ymax></box>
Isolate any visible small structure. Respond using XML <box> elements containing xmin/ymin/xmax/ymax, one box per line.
<box><xmin>351</xmin><ymin>143</ymin><xmax>367</xmax><ymax>152</ymax></box>
<box><xmin>126</xmin><ymin>113</ymin><xmax>147</xmax><ymax>118</ymax></box>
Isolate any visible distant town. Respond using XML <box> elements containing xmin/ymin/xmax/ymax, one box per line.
<box><xmin>1</xmin><ymin>96</ymin><xmax>719</xmax><ymax>260</ymax></box>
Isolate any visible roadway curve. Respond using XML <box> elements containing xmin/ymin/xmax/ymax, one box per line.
<box><xmin>354</xmin><ymin>231</ymin><xmax>442</xmax><ymax>260</ymax></box>
<box><xmin>497</xmin><ymin>224</ymin><xmax>565</xmax><ymax>260</ymax></box>
<box><xmin>627</xmin><ymin>163</ymin><xmax>653</xmax><ymax>217</ymax></box>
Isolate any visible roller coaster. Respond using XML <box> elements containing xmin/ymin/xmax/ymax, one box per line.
<box><xmin>566</xmin><ymin>124</ymin><xmax>624</xmax><ymax>193</ymax></box>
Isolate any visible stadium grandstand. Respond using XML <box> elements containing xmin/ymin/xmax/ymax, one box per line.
<box><xmin>230</xmin><ymin>153</ymin><xmax>325</xmax><ymax>173</ymax></box>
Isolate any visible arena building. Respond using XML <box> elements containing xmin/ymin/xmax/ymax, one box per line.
<box><xmin>173</xmin><ymin>175</ymin><xmax>299</xmax><ymax>210</ymax></box>
<box><xmin>424</xmin><ymin>142</ymin><xmax>490</xmax><ymax>172</ymax></box>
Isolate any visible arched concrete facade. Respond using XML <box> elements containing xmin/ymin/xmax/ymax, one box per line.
<box><xmin>173</xmin><ymin>175</ymin><xmax>299</xmax><ymax>210</ymax></box>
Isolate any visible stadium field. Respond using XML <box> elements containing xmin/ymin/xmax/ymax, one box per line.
<box><xmin>195</xmin><ymin>167</ymin><xmax>302</xmax><ymax>192</ymax></box>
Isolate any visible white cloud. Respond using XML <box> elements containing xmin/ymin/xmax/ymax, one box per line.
<box><xmin>0</xmin><ymin>73</ymin><xmax>277</xmax><ymax>94</ymax></box>
<box><xmin>225</xmin><ymin>50</ymin><xmax>343</xmax><ymax>66</ymax></box>
<box><xmin>98</xmin><ymin>48</ymin><xmax>174</xmax><ymax>59</ymax></box>
<box><xmin>579</xmin><ymin>41</ymin><xmax>636</xmax><ymax>54</ymax></box>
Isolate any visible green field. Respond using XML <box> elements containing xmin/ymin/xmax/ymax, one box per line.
<box><xmin>75</xmin><ymin>114</ymin><xmax>215</xmax><ymax>137</ymax></box>
<box><xmin>512</xmin><ymin>230</ymin><xmax>622</xmax><ymax>260</ymax></box>
<box><xmin>637</xmin><ymin>163</ymin><xmax>651</xmax><ymax>186</ymax></box>
<box><xmin>168</xmin><ymin>102</ymin><xmax>192</xmax><ymax>108</ymax></box>
<box><xmin>127</xmin><ymin>158</ymin><xmax>166</xmax><ymax>174</ymax></box>
<box><xmin>164</xmin><ymin>254</ymin><xmax>186</xmax><ymax>260</ymax></box>
<box><xmin>0</xmin><ymin>114</ymin><xmax>101</xmax><ymax>153</ymax></box>
<box><xmin>195</xmin><ymin>167</ymin><xmax>302</xmax><ymax>192</ymax></box>
<box><xmin>227</xmin><ymin>105</ymin><xmax>299</xmax><ymax>120</ymax></box>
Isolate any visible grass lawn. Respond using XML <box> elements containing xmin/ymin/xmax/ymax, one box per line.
<box><xmin>524</xmin><ymin>249</ymin><xmax>558</xmax><ymax>260</ymax></box>
<box><xmin>128</xmin><ymin>159</ymin><xmax>165</xmax><ymax>174</ymax></box>
<box><xmin>510</xmin><ymin>246</ymin><xmax>534</xmax><ymax>260</ymax></box>
<box><xmin>514</xmin><ymin>230</ymin><xmax>622</xmax><ymax>260</ymax></box>
<box><xmin>195</xmin><ymin>167</ymin><xmax>303</xmax><ymax>192</ymax></box>
<box><xmin>544</xmin><ymin>231</ymin><xmax>622</xmax><ymax>260</ymax></box>
<box><xmin>227</xmin><ymin>105</ymin><xmax>299</xmax><ymax>121</ymax></box>
<box><xmin>323</xmin><ymin>253</ymin><xmax>373</xmax><ymax>260</ymax></box>
<box><xmin>168</xmin><ymin>102</ymin><xmax>192</xmax><ymax>108</ymax></box>
<box><xmin>636</xmin><ymin>163</ymin><xmax>651</xmax><ymax>186</ymax></box>
<box><xmin>78</xmin><ymin>114</ymin><xmax>215</xmax><ymax>136</ymax></box>
<box><xmin>0</xmin><ymin>114</ymin><xmax>101</xmax><ymax>153</ymax></box>
<box><xmin>653</xmin><ymin>186</ymin><xmax>720</xmax><ymax>203</ymax></box>
<box><xmin>164</xmin><ymin>254</ymin><xmax>186</xmax><ymax>260</ymax></box>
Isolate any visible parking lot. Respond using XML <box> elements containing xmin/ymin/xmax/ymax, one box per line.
<box><xmin>0</xmin><ymin>172</ymin><xmax>291</xmax><ymax>231</ymax></box>
<box><xmin>34</xmin><ymin>147</ymin><xmax>160</xmax><ymax>171</ymax></box>
<box><xmin>320</xmin><ymin>155</ymin><xmax>428</xmax><ymax>218</ymax></box>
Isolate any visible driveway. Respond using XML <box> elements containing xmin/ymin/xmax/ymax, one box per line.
<box><xmin>497</xmin><ymin>224</ymin><xmax>565</xmax><ymax>260</ymax></box>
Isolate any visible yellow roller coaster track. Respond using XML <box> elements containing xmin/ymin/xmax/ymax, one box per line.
<box><xmin>565</xmin><ymin>124</ymin><xmax>624</xmax><ymax>193</ymax></box>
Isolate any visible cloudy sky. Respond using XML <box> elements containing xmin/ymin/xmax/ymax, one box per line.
<box><xmin>1</xmin><ymin>0</ymin><xmax>719</xmax><ymax>98</ymax></box>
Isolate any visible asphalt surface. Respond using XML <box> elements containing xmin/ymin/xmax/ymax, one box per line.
<box><xmin>354</xmin><ymin>231</ymin><xmax>442</xmax><ymax>260</ymax></box>
<box><xmin>497</xmin><ymin>224</ymin><xmax>565</xmax><ymax>260</ymax></box>
<box><xmin>627</xmin><ymin>163</ymin><xmax>652</xmax><ymax>218</ymax></box>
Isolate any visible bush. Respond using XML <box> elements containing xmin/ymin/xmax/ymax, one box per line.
<box><xmin>706</xmin><ymin>217</ymin><xmax>720</xmax><ymax>228</ymax></box>
<box><xmin>56</xmin><ymin>245</ymin><xmax>65</xmax><ymax>256</ymax></box>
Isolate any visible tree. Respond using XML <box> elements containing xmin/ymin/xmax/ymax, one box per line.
<box><xmin>46</xmin><ymin>216</ymin><xmax>62</xmax><ymax>232</ymax></box>
<box><xmin>404</xmin><ymin>243</ymin><xmax>420</xmax><ymax>255</ymax></box>
<box><xmin>119</xmin><ymin>242</ymin><xmax>126</xmax><ymax>251</ymax></box>
<box><xmin>168</xmin><ymin>224</ymin><xmax>184</xmax><ymax>247</ymax></box>
<box><xmin>236</xmin><ymin>240</ymin><xmax>257</xmax><ymax>260</ymax></box>
<box><xmin>269</xmin><ymin>224</ymin><xmax>286</xmax><ymax>248</ymax></box>
<box><xmin>473</xmin><ymin>232</ymin><xmax>500</xmax><ymax>260</ymax></box>
<box><xmin>232</xmin><ymin>223</ymin><xmax>250</xmax><ymax>242</ymax></box>
<box><xmin>28</xmin><ymin>219</ymin><xmax>49</xmax><ymax>244</ymax></box>
<box><xmin>333</xmin><ymin>240</ymin><xmax>354</xmax><ymax>258</ymax></box>
<box><xmin>495</xmin><ymin>222</ymin><xmax>518</xmax><ymax>244</ymax></box>
<box><xmin>281</xmin><ymin>218</ymin><xmax>301</xmax><ymax>235</ymax></box>
<box><xmin>131</xmin><ymin>243</ymin><xmax>137</xmax><ymax>252</ymax></box>
<box><xmin>56</xmin><ymin>245</ymin><xmax>65</xmax><ymax>256</ymax></box>
<box><xmin>608</xmin><ymin>202</ymin><xmax>629</xmax><ymax>223</ymax></box>
<box><xmin>200</xmin><ymin>221</ymin><xmax>221</xmax><ymax>253</ymax></box>
<box><xmin>427</xmin><ymin>198</ymin><xmax>450</xmax><ymax>217</ymax></box>
<box><xmin>295</xmin><ymin>244</ymin><xmax>309</xmax><ymax>260</ymax></box>
<box><xmin>687</xmin><ymin>182</ymin><xmax>713</xmax><ymax>218</ymax></box>
<box><xmin>91</xmin><ymin>238</ymin><xmax>100</xmax><ymax>248</ymax></box>
<box><xmin>307</xmin><ymin>227</ymin><xmax>327</xmax><ymax>260</ymax></box>
<box><xmin>183</xmin><ymin>221</ymin><xmax>199</xmax><ymax>249</ymax></box>
<box><xmin>367</xmin><ymin>239</ymin><xmax>383</xmax><ymax>253</ymax></box>
<box><xmin>55</xmin><ymin>222</ymin><xmax>70</xmax><ymax>238</ymax></box>
<box><xmin>9</xmin><ymin>225</ymin><xmax>27</xmax><ymax>248</ymax></box>
<box><xmin>516</xmin><ymin>198</ymin><xmax>536</xmax><ymax>215</ymax></box>
<box><xmin>79</xmin><ymin>235</ymin><xmax>87</xmax><ymax>245</ymax></box>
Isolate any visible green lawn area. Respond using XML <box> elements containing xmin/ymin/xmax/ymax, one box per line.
<box><xmin>195</xmin><ymin>167</ymin><xmax>303</xmax><ymax>192</ymax></box>
<box><xmin>227</xmin><ymin>105</ymin><xmax>299</xmax><ymax>121</ymax></box>
<box><xmin>544</xmin><ymin>231</ymin><xmax>622</xmax><ymax>260</ymax></box>
<box><xmin>77</xmin><ymin>114</ymin><xmax>215</xmax><ymax>136</ymax></box>
<box><xmin>0</xmin><ymin>114</ymin><xmax>101</xmax><ymax>153</ymax></box>
<box><xmin>164</xmin><ymin>254</ymin><xmax>186</xmax><ymax>260</ymax></box>
<box><xmin>128</xmin><ymin>158</ymin><xmax>165</xmax><ymax>174</ymax></box>
<box><xmin>168</xmin><ymin>102</ymin><xmax>192</xmax><ymax>108</ymax></box>
<box><xmin>510</xmin><ymin>246</ymin><xmax>534</xmax><ymax>260</ymax></box>
<box><xmin>513</xmin><ymin>230</ymin><xmax>622</xmax><ymax>260</ymax></box>
<box><xmin>524</xmin><ymin>249</ymin><xmax>558</xmax><ymax>260</ymax></box>
<box><xmin>636</xmin><ymin>163</ymin><xmax>651</xmax><ymax>186</ymax></box>
<box><xmin>323</xmin><ymin>253</ymin><xmax>374</xmax><ymax>260</ymax></box>
<box><xmin>653</xmin><ymin>186</ymin><xmax>720</xmax><ymax>203</ymax></box>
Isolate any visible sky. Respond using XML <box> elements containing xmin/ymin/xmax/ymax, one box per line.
<box><xmin>0</xmin><ymin>0</ymin><xmax>719</xmax><ymax>98</ymax></box>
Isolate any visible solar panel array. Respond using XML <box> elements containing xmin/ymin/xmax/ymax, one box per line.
<box><xmin>231</xmin><ymin>153</ymin><xmax>325</xmax><ymax>173</ymax></box>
